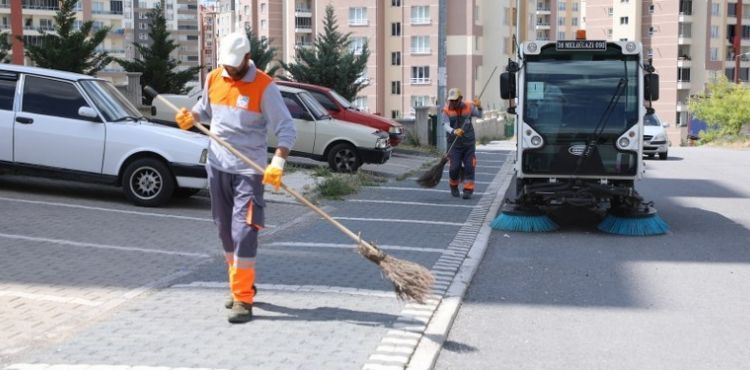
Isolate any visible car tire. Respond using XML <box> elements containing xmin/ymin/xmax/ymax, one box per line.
<box><xmin>174</xmin><ymin>187</ymin><xmax>201</xmax><ymax>198</ymax></box>
<box><xmin>659</xmin><ymin>152</ymin><xmax>668</xmax><ymax>160</ymax></box>
<box><xmin>327</xmin><ymin>143</ymin><xmax>361</xmax><ymax>173</ymax></box>
<box><xmin>122</xmin><ymin>158</ymin><xmax>175</xmax><ymax>207</ymax></box>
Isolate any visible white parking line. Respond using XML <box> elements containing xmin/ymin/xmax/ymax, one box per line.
<box><xmin>404</xmin><ymin>178</ymin><xmax>492</xmax><ymax>185</ymax></box>
<box><xmin>171</xmin><ymin>281</ymin><xmax>397</xmax><ymax>299</ymax></box>
<box><xmin>442</xmin><ymin>170</ymin><xmax>497</xmax><ymax>176</ymax></box>
<box><xmin>346</xmin><ymin>199</ymin><xmax>475</xmax><ymax>209</ymax></box>
<box><xmin>0</xmin><ymin>291</ymin><xmax>103</xmax><ymax>306</ymax></box>
<box><xmin>266</xmin><ymin>241</ymin><xmax>446</xmax><ymax>253</ymax></box>
<box><xmin>0</xmin><ymin>196</ymin><xmax>213</xmax><ymax>222</ymax></box>
<box><xmin>333</xmin><ymin>217</ymin><xmax>466</xmax><ymax>227</ymax></box>
<box><xmin>364</xmin><ymin>186</ymin><xmax>485</xmax><ymax>195</ymax></box>
<box><xmin>0</xmin><ymin>232</ymin><xmax>211</xmax><ymax>258</ymax></box>
<box><xmin>5</xmin><ymin>365</ymin><xmax>227</xmax><ymax>370</ymax></box>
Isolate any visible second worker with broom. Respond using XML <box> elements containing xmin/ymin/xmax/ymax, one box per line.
<box><xmin>442</xmin><ymin>88</ymin><xmax>483</xmax><ymax>199</ymax></box>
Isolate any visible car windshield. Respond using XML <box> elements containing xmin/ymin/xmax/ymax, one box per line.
<box><xmin>297</xmin><ymin>91</ymin><xmax>330</xmax><ymax>119</ymax></box>
<box><xmin>79</xmin><ymin>80</ymin><xmax>144</xmax><ymax>122</ymax></box>
<box><xmin>644</xmin><ymin>114</ymin><xmax>661</xmax><ymax>126</ymax></box>
<box><xmin>328</xmin><ymin>89</ymin><xmax>352</xmax><ymax>109</ymax></box>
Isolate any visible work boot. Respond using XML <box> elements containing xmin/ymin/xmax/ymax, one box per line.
<box><xmin>462</xmin><ymin>190</ymin><xmax>473</xmax><ymax>199</ymax></box>
<box><xmin>450</xmin><ymin>186</ymin><xmax>460</xmax><ymax>197</ymax></box>
<box><xmin>225</xmin><ymin>284</ymin><xmax>257</xmax><ymax>309</ymax></box>
<box><xmin>227</xmin><ymin>301</ymin><xmax>253</xmax><ymax>324</ymax></box>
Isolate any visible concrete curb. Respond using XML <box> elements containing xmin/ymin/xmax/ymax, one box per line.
<box><xmin>405</xmin><ymin>157</ymin><xmax>515</xmax><ymax>370</ymax></box>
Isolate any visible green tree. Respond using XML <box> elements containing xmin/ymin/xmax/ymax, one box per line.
<box><xmin>245</xmin><ymin>27</ymin><xmax>280</xmax><ymax>75</ymax></box>
<box><xmin>0</xmin><ymin>32</ymin><xmax>10</xmax><ymax>63</ymax></box>
<box><xmin>117</xmin><ymin>4</ymin><xmax>201</xmax><ymax>103</ymax></box>
<box><xmin>22</xmin><ymin>0</ymin><xmax>111</xmax><ymax>75</ymax></box>
<box><xmin>688</xmin><ymin>75</ymin><xmax>750</xmax><ymax>141</ymax></box>
<box><xmin>282</xmin><ymin>5</ymin><xmax>370</xmax><ymax>101</ymax></box>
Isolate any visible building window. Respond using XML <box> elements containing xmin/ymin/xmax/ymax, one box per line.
<box><xmin>608</xmin><ymin>7</ymin><xmax>613</xmax><ymax>16</ymax></box>
<box><xmin>648</xmin><ymin>26</ymin><xmax>655</xmax><ymax>36</ymax></box>
<box><xmin>352</xmin><ymin>96</ymin><xmax>368</xmax><ymax>111</ymax></box>
<box><xmin>572</xmin><ymin>2</ymin><xmax>578</xmax><ymax>12</ymax></box>
<box><xmin>411</xmin><ymin>5</ymin><xmax>430</xmax><ymax>25</ymax></box>
<box><xmin>607</xmin><ymin>29</ymin><xmax>613</xmax><ymax>38</ymax></box>
<box><xmin>559</xmin><ymin>2</ymin><xmax>565</xmax><ymax>11</ymax></box>
<box><xmin>138</xmin><ymin>33</ymin><xmax>148</xmax><ymax>40</ymax></box>
<box><xmin>620</xmin><ymin>17</ymin><xmax>629</xmax><ymax>25</ymax></box>
<box><xmin>571</xmin><ymin>17</ymin><xmax>578</xmax><ymax>26</ymax></box>
<box><xmin>349</xmin><ymin>7</ymin><xmax>367</xmax><ymax>26</ymax></box>
<box><xmin>558</xmin><ymin>17</ymin><xmax>565</xmax><ymax>26</ymax></box>
<box><xmin>711</xmin><ymin>3</ymin><xmax>720</xmax><ymax>16</ymax></box>
<box><xmin>410</xmin><ymin>66</ymin><xmax>430</xmax><ymax>84</ymax></box>
<box><xmin>261</xmin><ymin>3</ymin><xmax>266</xmax><ymax>14</ymax></box>
<box><xmin>677</xmin><ymin>67</ymin><xmax>691</xmax><ymax>82</ymax></box>
<box><xmin>410</xmin><ymin>36</ymin><xmax>430</xmax><ymax>54</ymax></box>
<box><xmin>620</xmin><ymin>0</ymin><xmax>629</xmax><ymax>2</ymax></box>
<box><xmin>350</xmin><ymin>37</ymin><xmax>367</xmax><ymax>55</ymax></box>
<box><xmin>711</xmin><ymin>25</ymin><xmax>719</xmax><ymax>39</ymax></box>
<box><xmin>410</xmin><ymin>95</ymin><xmax>430</xmax><ymax>112</ymax></box>
<box><xmin>391</xmin><ymin>22</ymin><xmax>401</xmax><ymax>36</ymax></box>
<box><xmin>558</xmin><ymin>32</ymin><xmax>566</xmax><ymax>39</ymax></box>
<box><xmin>391</xmin><ymin>0</ymin><xmax>400</xmax><ymax>6</ymax></box>
<box><xmin>710</xmin><ymin>48</ymin><xmax>719</xmax><ymax>61</ymax></box>
<box><xmin>391</xmin><ymin>110</ymin><xmax>400</xmax><ymax>119</ymax></box>
<box><xmin>649</xmin><ymin>4</ymin><xmax>655</xmax><ymax>13</ymax></box>
<box><xmin>391</xmin><ymin>51</ymin><xmax>401</xmax><ymax>66</ymax></box>
<box><xmin>391</xmin><ymin>81</ymin><xmax>401</xmax><ymax>95</ymax></box>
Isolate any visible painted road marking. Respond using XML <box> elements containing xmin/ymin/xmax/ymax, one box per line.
<box><xmin>0</xmin><ymin>291</ymin><xmax>103</xmax><ymax>307</ymax></box>
<box><xmin>5</xmin><ymin>365</ymin><xmax>227</xmax><ymax>370</ymax></box>
<box><xmin>346</xmin><ymin>199</ymin><xmax>475</xmax><ymax>209</ymax></box>
<box><xmin>0</xmin><ymin>232</ymin><xmax>211</xmax><ymax>258</ymax></box>
<box><xmin>364</xmin><ymin>187</ymin><xmax>485</xmax><ymax>195</ymax></box>
<box><xmin>333</xmin><ymin>217</ymin><xmax>466</xmax><ymax>227</ymax></box>
<box><xmin>266</xmin><ymin>241</ymin><xmax>446</xmax><ymax>253</ymax></box>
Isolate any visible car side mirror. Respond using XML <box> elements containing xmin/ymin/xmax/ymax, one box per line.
<box><xmin>78</xmin><ymin>106</ymin><xmax>100</xmax><ymax>120</ymax></box>
<box><xmin>644</xmin><ymin>73</ymin><xmax>659</xmax><ymax>101</ymax></box>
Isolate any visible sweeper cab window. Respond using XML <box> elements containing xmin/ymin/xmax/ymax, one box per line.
<box><xmin>522</xmin><ymin>44</ymin><xmax>640</xmax><ymax>176</ymax></box>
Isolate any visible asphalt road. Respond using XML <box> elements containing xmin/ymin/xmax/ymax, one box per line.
<box><xmin>434</xmin><ymin>146</ymin><xmax>750</xmax><ymax>369</ymax></box>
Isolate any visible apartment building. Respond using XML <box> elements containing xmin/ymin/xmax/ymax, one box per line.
<box><xmin>125</xmin><ymin>0</ymin><xmax>200</xmax><ymax>87</ymax></box>
<box><xmin>2</xmin><ymin>0</ymin><xmax>128</xmax><ymax>81</ymax></box>
<box><xmin>199</xmin><ymin>3</ymin><xmax>218</xmax><ymax>83</ymax></box>
<box><xmin>517</xmin><ymin>0</ymin><xmax>583</xmax><ymax>42</ymax></box>
<box><xmin>585</xmin><ymin>0</ymin><xmax>750</xmax><ymax>144</ymax></box>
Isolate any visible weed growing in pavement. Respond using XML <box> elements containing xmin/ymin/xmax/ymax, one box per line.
<box><xmin>395</xmin><ymin>158</ymin><xmax>441</xmax><ymax>181</ymax></box>
<box><xmin>316</xmin><ymin>171</ymin><xmax>387</xmax><ymax>200</ymax></box>
<box><xmin>478</xmin><ymin>136</ymin><xmax>504</xmax><ymax>145</ymax></box>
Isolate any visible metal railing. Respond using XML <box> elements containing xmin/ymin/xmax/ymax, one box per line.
<box><xmin>410</xmin><ymin>78</ymin><xmax>431</xmax><ymax>85</ymax></box>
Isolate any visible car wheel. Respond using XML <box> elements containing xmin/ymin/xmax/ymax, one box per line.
<box><xmin>174</xmin><ymin>187</ymin><xmax>201</xmax><ymax>198</ymax></box>
<box><xmin>122</xmin><ymin>158</ymin><xmax>175</xmax><ymax>207</ymax></box>
<box><xmin>327</xmin><ymin>143</ymin><xmax>361</xmax><ymax>173</ymax></box>
<box><xmin>659</xmin><ymin>152</ymin><xmax>668</xmax><ymax>160</ymax></box>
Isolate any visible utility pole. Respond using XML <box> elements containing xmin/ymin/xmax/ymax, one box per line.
<box><xmin>10</xmin><ymin>0</ymin><xmax>23</xmax><ymax>65</ymax></box>
<box><xmin>735</xmin><ymin>0</ymin><xmax>744</xmax><ymax>84</ymax></box>
<box><xmin>436</xmin><ymin>0</ymin><xmax>447</xmax><ymax>152</ymax></box>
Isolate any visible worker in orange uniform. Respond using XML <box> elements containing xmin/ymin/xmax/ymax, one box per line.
<box><xmin>175</xmin><ymin>32</ymin><xmax>296</xmax><ymax>323</ymax></box>
<box><xmin>442</xmin><ymin>88</ymin><xmax>483</xmax><ymax>199</ymax></box>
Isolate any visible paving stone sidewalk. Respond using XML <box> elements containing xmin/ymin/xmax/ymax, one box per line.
<box><xmin>2</xmin><ymin>142</ymin><xmax>515</xmax><ymax>370</ymax></box>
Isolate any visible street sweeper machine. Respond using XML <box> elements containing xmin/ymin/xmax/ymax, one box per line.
<box><xmin>495</xmin><ymin>32</ymin><xmax>669</xmax><ymax>236</ymax></box>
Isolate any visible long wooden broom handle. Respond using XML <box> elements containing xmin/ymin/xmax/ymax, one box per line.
<box><xmin>153</xmin><ymin>94</ymin><xmax>378</xmax><ymax>252</ymax></box>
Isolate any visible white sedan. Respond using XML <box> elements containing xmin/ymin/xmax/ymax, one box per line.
<box><xmin>0</xmin><ymin>65</ymin><xmax>209</xmax><ymax>207</ymax></box>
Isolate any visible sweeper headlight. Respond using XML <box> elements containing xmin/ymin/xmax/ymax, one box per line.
<box><xmin>531</xmin><ymin>135</ymin><xmax>543</xmax><ymax>146</ymax></box>
<box><xmin>199</xmin><ymin>149</ymin><xmax>208</xmax><ymax>164</ymax></box>
<box><xmin>618</xmin><ymin>137</ymin><xmax>631</xmax><ymax>148</ymax></box>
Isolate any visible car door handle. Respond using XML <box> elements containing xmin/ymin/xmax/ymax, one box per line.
<box><xmin>16</xmin><ymin>117</ymin><xmax>34</xmax><ymax>124</ymax></box>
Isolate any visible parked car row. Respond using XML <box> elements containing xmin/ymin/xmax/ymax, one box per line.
<box><xmin>0</xmin><ymin>64</ymin><xmax>209</xmax><ymax>207</ymax></box>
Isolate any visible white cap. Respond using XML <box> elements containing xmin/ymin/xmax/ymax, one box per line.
<box><xmin>218</xmin><ymin>32</ymin><xmax>251</xmax><ymax>67</ymax></box>
<box><xmin>447</xmin><ymin>88</ymin><xmax>462</xmax><ymax>101</ymax></box>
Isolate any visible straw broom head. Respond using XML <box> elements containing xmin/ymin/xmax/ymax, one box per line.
<box><xmin>416</xmin><ymin>157</ymin><xmax>448</xmax><ymax>188</ymax></box>
<box><xmin>357</xmin><ymin>241</ymin><xmax>434</xmax><ymax>304</ymax></box>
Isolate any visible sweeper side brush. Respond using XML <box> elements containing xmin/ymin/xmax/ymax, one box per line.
<box><xmin>490</xmin><ymin>204</ymin><xmax>559</xmax><ymax>233</ymax></box>
<box><xmin>597</xmin><ymin>204</ymin><xmax>669</xmax><ymax>236</ymax></box>
<box><xmin>145</xmin><ymin>86</ymin><xmax>434</xmax><ymax>303</ymax></box>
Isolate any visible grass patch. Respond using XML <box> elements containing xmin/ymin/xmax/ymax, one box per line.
<box><xmin>395</xmin><ymin>158</ymin><xmax>442</xmax><ymax>181</ymax></box>
<box><xmin>478</xmin><ymin>136</ymin><xmax>505</xmax><ymax>145</ymax></box>
<box><xmin>315</xmin><ymin>171</ymin><xmax>387</xmax><ymax>200</ymax></box>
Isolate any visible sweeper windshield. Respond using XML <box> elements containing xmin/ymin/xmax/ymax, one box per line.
<box><xmin>522</xmin><ymin>44</ymin><xmax>640</xmax><ymax>176</ymax></box>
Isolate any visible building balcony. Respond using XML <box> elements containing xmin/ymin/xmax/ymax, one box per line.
<box><xmin>678</xmin><ymin>13</ymin><xmax>692</xmax><ymax>23</ymax></box>
<box><xmin>677</xmin><ymin>58</ymin><xmax>691</xmax><ymax>68</ymax></box>
<box><xmin>295</xmin><ymin>8</ymin><xmax>312</xmax><ymax>17</ymax></box>
<box><xmin>348</xmin><ymin>19</ymin><xmax>368</xmax><ymax>27</ymax></box>
<box><xmin>535</xmin><ymin>23</ymin><xmax>551</xmax><ymax>30</ymax></box>
<box><xmin>411</xmin><ymin>17</ymin><xmax>431</xmax><ymax>25</ymax></box>
<box><xmin>676</xmin><ymin>80</ymin><xmax>691</xmax><ymax>89</ymax></box>
<box><xmin>676</xmin><ymin>102</ymin><xmax>688</xmax><ymax>112</ymax></box>
<box><xmin>678</xmin><ymin>35</ymin><xmax>692</xmax><ymax>44</ymax></box>
<box><xmin>410</xmin><ymin>48</ymin><xmax>432</xmax><ymax>55</ymax></box>
<box><xmin>295</xmin><ymin>27</ymin><xmax>312</xmax><ymax>33</ymax></box>
<box><xmin>410</xmin><ymin>78</ymin><xmax>431</xmax><ymax>85</ymax></box>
